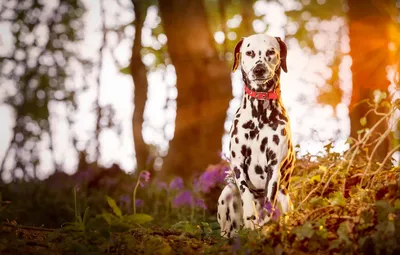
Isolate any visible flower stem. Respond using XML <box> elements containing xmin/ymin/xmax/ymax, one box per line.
<box><xmin>74</xmin><ymin>186</ymin><xmax>78</xmax><ymax>221</ymax></box>
<box><xmin>133</xmin><ymin>176</ymin><xmax>141</xmax><ymax>215</ymax></box>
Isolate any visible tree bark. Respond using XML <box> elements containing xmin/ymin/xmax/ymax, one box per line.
<box><xmin>158</xmin><ymin>0</ymin><xmax>232</xmax><ymax>180</ymax></box>
<box><xmin>131</xmin><ymin>0</ymin><xmax>150</xmax><ymax>172</ymax></box>
<box><xmin>348</xmin><ymin>0</ymin><xmax>395</xmax><ymax>160</ymax></box>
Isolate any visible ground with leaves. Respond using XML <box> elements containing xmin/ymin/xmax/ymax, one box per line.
<box><xmin>1</xmin><ymin>146</ymin><xmax>399</xmax><ymax>255</ymax></box>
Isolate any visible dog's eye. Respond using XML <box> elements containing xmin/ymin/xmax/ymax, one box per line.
<box><xmin>266</xmin><ymin>50</ymin><xmax>275</xmax><ymax>56</ymax></box>
<box><xmin>246</xmin><ymin>51</ymin><xmax>255</xmax><ymax>57</ymax></box>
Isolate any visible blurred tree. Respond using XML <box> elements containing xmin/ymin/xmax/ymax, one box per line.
<box><xmin>239</xmin><ymin>0</ymin><xmax>255</xmax><ymax>37</ymax></box>
<box><xmin>348</xmin><ymin>0</ymin><xmax>397</xmax><ymax>160</ymax></box>
<box><xmin>130</xmin><ymin>0</ymin><xmax>151</xmax><ymax>173</ymax></box>
<box><xmin>0</xmin><ymin>0</ymin><xmax>91</xmax><ymax>180</ymax></box>
<box><xmin>158</xmin><ymin>0</ymin><xmax>232</xmax><ymax>180</ymax></box>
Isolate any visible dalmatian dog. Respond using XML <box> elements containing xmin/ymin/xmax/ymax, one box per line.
<box><xmin>217</xmin><ymin>34</ymin><xmax>296</xmax><ymax>238</ymax></box>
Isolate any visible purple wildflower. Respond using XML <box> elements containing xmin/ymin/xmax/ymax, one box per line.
<box><xmin>258</xmin><ymin>199</ymin><xmax>281</xmax><ymax>222</ymax></box>
<box><xmin>194</xmin><ymin>166</ymin><xmax>227</xmax><ymax>193</ymax></box>
<box><xmin>195</xmin><ymin>198</ymin><xmax>207</xmax><ymax>209</ymax></box>
<box><xmin>172</xmin><ymin>190</ymin><xmax>194</xmax><ymax>208</ymax></box>
<box><xmin>232</xmin><ymin>237</ymin><xmax>241</xmax><ymax>253</ymax></box>
<box><xmin>139</xmin><ymin>170</ymin><xmax>151</xmax><ymax>187</ymax></box>
<box><xmin>156</xmin><ymin>181</ymin><xmax>168</xmax><ymax>191</ymax></box>
<box><xmin>119</xmin><ymin>195</ymin><xmax>131</xmax><ymax>204</ymax></box>
<box><xmin>135</xmin><ymin>199</ymin><xmax>144</xmax><ymax>208</ymax></box>
<box><xmin>169</xmin><ymin>177</ymin><xmax>184</xmax><ymax>190</ymax></box>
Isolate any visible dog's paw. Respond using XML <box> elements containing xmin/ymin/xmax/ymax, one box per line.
<box><xmin>243</xmin><ymin>214</ymin><xmax>257</xmax><ymax>230</ymax></box>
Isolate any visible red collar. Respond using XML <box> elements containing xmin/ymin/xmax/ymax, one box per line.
<box><xmin>244</xmin><ymin>85</ymin><xmax>279</xmax><ymax>100</ymax></box>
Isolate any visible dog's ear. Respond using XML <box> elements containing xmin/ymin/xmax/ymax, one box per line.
<box><xmin>275</xmin><ymin>37</ymin><xmax>288</xmax><ymax>73</ymax></box>
<box><xmin>232</xmin><ymin>38</ymin><xmax>244</xmax><ymax>72</ymax></box>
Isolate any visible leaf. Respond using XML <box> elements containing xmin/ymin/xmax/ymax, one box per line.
<box><xmin>357</xmin><ymin>129</ymin><xmax>365</xmax><ymax>135</ymax></box>
<box><xmin>381</xmin><ymin>100</ymin><xmax>391</xmax><ymax>109</ymax></box>
<box><xmin>293</xmin><ymin>221</ymin><xmax>314</xmax><ymax>240</ymax></box>
<box><xmin>144</xmin><ymin>236</ymin><xmax>172</xmax><ymax>255</ymax></box>
<box><xmin>171</xmin><ymin>221</ymin><xmax>197</xmax><ymax>233</ymax></box>
<box><xmin>394</xmin><ymin>98</ymin><xmax>400</xmax><ymax>110</ymax></box>
<box><xmin>373</xmin><ymin>90</ymin><xmax>387</xmax><ymax>104</ymax></box>
<box><xmin>119</xmin><ymin>65</ymin><xmax>131</xmax><ymax>75</ymax></box>
<box><xmin>319</xmin><ymin>165</ymin><xmax>328</xmax><ymax>171</ymax></box>
<box><xmin>101</xmin><ymin>212</ymin><xmax>115</xmax><ymax>225</ymax></box>
<box><xmin>310</xmin><ymin>197</ymin><xmax>329</xmax><ymax>207</ymax></box>
<box><xmin>124</xmin><ymin>213</ymin><xmax>153</xmax><ymax>225</ymax></box>
<box><xmin>329</xmin><ymin>191</ymin><xmax>346</xmax><ymax>207</ymax></box>
<box><xmin>106</xmin><ymin>196</ymin><xmax>122</xmax><ymax>218</ymax></box>
<box><xmin>310</xmin><ymin>174</ymin><xmax>321</xmax><ymax>184</ymax></box>
<box><xmin>394</xmin><ymin>199</ymin><xmax>400</xmax><ymax>210</ymax></box>
<box><xmin>360</xmin><ymin>117</ymin><xmax>367</xmax><ymax>126</ymax></box>
<box><xmin>82</xmin><ymin>207</ymin><xmax>90</xmax><ymax>225</ymax></box>
<box><xmin>375</xmin><ymin>200</ymin><xmax>394</xmax><ymax>222</ymax></box>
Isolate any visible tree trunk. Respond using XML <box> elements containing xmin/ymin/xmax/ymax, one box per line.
<box><xmin>239</xmin><ymin>0</ymin><xmax>255</xmax><ymax>37</ymax></box>
<box><xmin>348</xmin><ymin>0</ymin><xmax>395</xmax><ymax>160</ymax></box>
<box><xmin>158</xmin><ymin>0</ymin><xmax>232</xmax><ymax>180</ymax></box>
<box><xmin>131</xmin><ymin>0</ymin><xmax>150</xmax><ymax>173</ymax></box>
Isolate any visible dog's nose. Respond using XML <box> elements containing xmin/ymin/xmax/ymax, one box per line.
<box><xmin>253</xmin><ymin>64</ymin><xmax>266</xmax><ymax>77</ymax></box>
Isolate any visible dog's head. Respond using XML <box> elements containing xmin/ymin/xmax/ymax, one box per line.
<box><xmin>232</xmin><ymin>34</ymin><xmax>287</xmax><ymax>89</ymax></box>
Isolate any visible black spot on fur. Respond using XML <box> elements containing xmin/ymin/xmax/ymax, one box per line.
<box><xmin>243</xmin><ymin>97</ymin><xmax>247</xmax><ymax>109</ymax></box>
<box><xmin>265</xmin><ymin>165</ymin><xmax>273</xmax><ymax>181</ymax></box>
<box><xmin>221</xmin><ymin>200</ymin><xmax>224</xmax><ymax>205</ymax></box>
<box><xmin>248</xmin><ymin>130</ymin><xmax>256</xmax><ymax>140</ymax></box>
<box><xmin>246</xmin><ymin>215</ymin><xmax>256</xmax><ymax>220</ymax></box>
<box><xmin>260</xmin><ymin>137</ymin><xmax>268</xmax><ymax>152</ymax></box>
<box><xmin>242</xmin><ymin>120</ymin><xmax>255</xmax><ymax>129</ymax></box>
<box><xmin>226</xmin><ymin>208</ymin><xmax>230</xmax><ymax>222</ymax></box>
<box><xmin>232</xmin><ymin>151</ymin><xmax>236</xmax><ymax>158</ymax></box>
<box><xmin>230</xmin><ymin>225</ymin><xmax>233</xmax><ymax>231</ymax></box>
<box><xmin>239</xmin><ymin>180</ymin><xmax>248</xmax><ymax>194</ymax></box>
<box><xmin>232</xmin><ymin>220</ymin><xmax>237</xmax><ymax>229</ymax></box>
<box><xmin>241</xmin><ymin>145</ymin><xmax>251</xmax><ymax>157</ymax></box>
<box><xmin>240</xmin><ymin>146</ymin><xmax>252</xmax><ymax>180</ymax></box>
<box><xmin>234</xmin><ymin>167</ymin><xmax>241</xmax><ymax>179</ymax></box>
<box><xmin>245</xmin><ymin>133</ymin><xmax>249</xmax><ymax>139</ymax></box>
<box><xmin>260</xmin><ymin>175</ymin><xmax>265</xmax><ymax>179</ymax></box>
<box><xmin>218</xmin><ymin>213</ymin><xmax>221</xmax><ymax>220</ymax></box>
<box><xmin>232</xmin><ymin>120</ymin><xmax>239</xmax><ymax>136</ymax></box>
<box><xmin>255</xmin><ymin>165</ymin><xmax>263</xmax><ymax>174</ymax></box>
<box><xmin>271</xmin><ymin>181</ymin><xmax>277</xmax><ymax>202</ymax></box>
<box><xmin>235</xmin><ymin>137</ymin><xmax>239</xmax><ymax>144</ymax></box>
<box><xmin>273</xmin><ymin>135</ymin><xmax>280</xmax><ymax>145</ymax></box>
<box><xmin>266</xmin><ymin>148</ymin><xmax>277</xmax><ymax>162</ymax></box>
<box><xmin>247</xmin><ymin>43</ymin><xmax>250</xmax><ymax>47</ymax></box>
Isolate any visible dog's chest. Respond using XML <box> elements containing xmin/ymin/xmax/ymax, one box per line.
<box><xmin>230</xmin><ymin>97</ymin><xmax>289</xmax><ymax>189</ymax></box>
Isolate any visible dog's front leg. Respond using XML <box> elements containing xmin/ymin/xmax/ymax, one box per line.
<box><xmin>232</xmin><ymin>164</ymin><xmax>258</xmax><ymax>230</ymax></box>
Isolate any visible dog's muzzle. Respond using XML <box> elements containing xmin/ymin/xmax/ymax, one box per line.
<box><xmin>253</xmin><ymin>64</ymin><xmax>267</xmax><ymax>77</ymax></box>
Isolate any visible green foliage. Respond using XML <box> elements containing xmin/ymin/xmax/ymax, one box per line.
<box><xmin>106</xmin><ymin>195</ymin><xmax>122</xmax><ymax>218</ymax></box>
